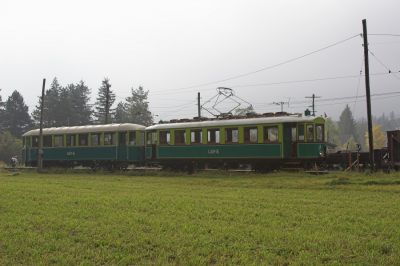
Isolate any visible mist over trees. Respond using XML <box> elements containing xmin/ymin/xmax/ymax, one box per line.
<box><xmin>325</xmin><ymin>105</ymin><xmax>400</xmax><ymax>151</ymax></box>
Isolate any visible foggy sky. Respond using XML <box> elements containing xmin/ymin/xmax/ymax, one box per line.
<box><xmin>1</xmin><ymin>0</ymin><xmax>400</xmax><ymax>122</ymax></box>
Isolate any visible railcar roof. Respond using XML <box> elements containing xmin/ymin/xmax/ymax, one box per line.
<box><xmin>23</xmin><ymin>123</ymin><xmax>145</xmax><ymax>137</ymax></box>
<box><xmin>146</xmin><ymin>116</ymin><xmax>324</xmax><ymax>130</ymax></box>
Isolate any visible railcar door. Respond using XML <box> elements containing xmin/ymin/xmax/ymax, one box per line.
<box><xmin>118</xmin><ymin>132</ymin><xmax>128</xmax><ymax>161</ymax></box>
<box><xmin>283</xmin><ymin>123</ymin><xmax>297</xmax><ymax>158</ymax></box>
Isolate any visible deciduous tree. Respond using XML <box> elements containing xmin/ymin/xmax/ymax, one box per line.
<box><xmin>124</xmin><ymin>86</ymin><xmax>153</xmax><ymax>126</ymax></box>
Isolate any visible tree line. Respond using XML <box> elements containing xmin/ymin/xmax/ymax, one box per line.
<box><xmin>1</xmin><ymin>78</ymin><xmax>399</xmax><ymax>162</ymax></box>
<box><xmin>326</xmin><ymin>104</ymin><xmax>400</xmax><ymax>151</ymax></box>
<box><xmin>0</xmin><ymin>77</ymin><xmax>153</xmax><ymax>163</ymax></box>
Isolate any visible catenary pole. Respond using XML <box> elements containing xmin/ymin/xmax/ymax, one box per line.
<box><xmin>197</xmin><ymin>92</ymin><xmax>201</xmax><ymax>118</ymax></box>
<box><xmin>38</xmin><ymin>78</ymin><xmax>46</xmax><ymax>172</ymax></box>
<box><xmin>362</xmin><ymin>19</ymin><xmax>375</xmax><ymax>170</ymax></box>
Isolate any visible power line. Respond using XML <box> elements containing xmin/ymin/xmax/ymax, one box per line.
<box><xmin>369</xmin><ymin>33</ymin><xmax>400</xmax><ymax>37</ymax></box>
<box><xmin>149</xmin><ymin>71</ymin><xmax>397</xmax><ymax>97</ymax></box>
<box><xmin>368</xmin><ymin>49</ymin><xmax>400</xmax><ymax>80</ymax></box>
<box><xmin>149</xmin><ymin>34</ymin><xmax>360</xmax><ymax>94</ymax></box>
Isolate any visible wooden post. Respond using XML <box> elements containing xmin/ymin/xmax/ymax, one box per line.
<box><xmin>38</xmin><ymin>78</ymin><xmax>46</xmax><ymax>172</ymax></box>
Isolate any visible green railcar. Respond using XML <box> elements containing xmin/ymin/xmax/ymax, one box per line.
<box><xmin>22</xmin><ymin>123</ymin><xmax>145</xmax><ymax>169</ymax></box>
<box><xmin>145</xmin><ymin>115</ymin><xmax>326</xmax><ymax>169</ymax></box>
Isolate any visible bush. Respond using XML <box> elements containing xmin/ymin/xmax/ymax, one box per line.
<box><xmin>0</xmin><ymin>131</ymin><xmax>22</xmax><ymax>165</ymax></box>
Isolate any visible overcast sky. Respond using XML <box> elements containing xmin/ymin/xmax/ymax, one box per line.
<box><xmin>1</xmin><ymin>0</ymin><xmax>399</xmax><ymax>121</ymax></box>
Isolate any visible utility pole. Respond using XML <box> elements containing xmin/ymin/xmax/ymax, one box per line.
<box><xmin>362</xmin><ymin>19</ymin><xmax>375</xmax><ymax>170</ymax></box>
<box><xmin>305</xmin><ymin>94</ymin><xmax>320</xmax><ymax>116</ymax></box>
<box><xmin>273</xmin><ymin>101</ymin><xmax>289</xmax><ymax>112</ymax></box>
<box><xmin>38</xmin><ymin>78</ymin><xmax>46</xmax><ymax>172</ymax></box>
<box><xmin>197</xmin><ymin>92</ymin><xmax>201</xmax><ymax>118</ymax></box>
<box><xmin>105</xmin><ymin>83</ymin><xmax>110</xmax><ymax>124</ymax></box>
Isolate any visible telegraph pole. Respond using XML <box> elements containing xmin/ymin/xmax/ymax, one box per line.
<box><xmin>273</xmin><ymin>101</ymin><xmax>289</xmax><ymax>112</ymax></box>
<box><xmin>305</xmin><ymin>94</ymin><xmax>320</xmax><ymax>116</ymax></box>
<box><xmin>38</xmin><ymin>78</ymin><xmax>46</xmax><ymax>172</ymax></box>
<box><xmin>197</xmin><ymin>92</ymin><xmax>201</xmax><ymax>118</ymax></box>
<box><xmin>362</xmin><ymin>19</ymin><xmax>375</xmax><ymax>170</ymax></box>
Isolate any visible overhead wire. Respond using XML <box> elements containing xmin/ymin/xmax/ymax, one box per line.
<box><xmin>149</xmin><ymin>34</ymin><xmax>361</xmax><ymax>94</ymax></box>
<box><xmin>353</xmin><ymin>58</ymin><xmax>364</xmax><ymax>113</ymax></box>
<box><xmin>368</xmin><ymin>49</ymin><xmax>400</xmax><ymax>80</ymax></box>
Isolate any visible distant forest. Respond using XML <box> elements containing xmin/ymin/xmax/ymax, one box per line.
<box><xmin>0</xmin><ymin>77</ymin><xmax>399</xmax><ymax>162</ymax></box>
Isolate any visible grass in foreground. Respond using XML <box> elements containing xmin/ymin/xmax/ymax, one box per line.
<box><xmin>0</xmin><ymin>170</ymin><xmax>400</xmax><ymax>265</ymax></box>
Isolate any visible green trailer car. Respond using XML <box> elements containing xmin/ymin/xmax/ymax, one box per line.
<box><xmin>22</xmin><ymin>123</ymin><xmax>146</xmax><ymax>169</ymax></box>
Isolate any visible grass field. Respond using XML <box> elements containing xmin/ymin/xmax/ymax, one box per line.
<box><xmin>0</xmin><ymin>170</ymin><xmax>400</xmax><ymax>265</ymax></box>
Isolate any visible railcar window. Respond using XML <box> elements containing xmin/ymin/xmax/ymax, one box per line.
<box><xmin>244</xmin><ymin>127</ymin><xmax>258</xmax><ymax>143</ymax></box>
<box><xmin>104</xmin><ymin>133</ymin><xmax>115</xmax><ymax>145</ymax></box>
<box><xmin>66</xmin><ymin>135</ymin><xmax>75</xmax><ymax>146</ymax></box>
<box><xmin>119</xmin><ymin>132</ymin><xmax>127</xmax><ymax>145</ymax></box>
<box><xmin>139</xmin><ymin>132</ymin><xmax>145</xmax><ymax>145</ymax></box>
<box><xmin>26</xmin><ymin>137</ymin><xmax>31</xmax><ymax>147</ymax></box>
<box><xmin>207</xmin><ymin>129</ymin><xmax>220</xmax><ymax>144</ymax></box>
<box><xmin>129</xmin><ymin>132</ymin><xmax>136</xmax><ymax>145</ymax></box>
<box><xmin>147</xmin><ymin>132</ymin><xmax>157</xmax><ymax>144</ymax></box>
<box><xmin>291</xmin><ymin>127</ymin><xmax>297</xmax><ymax>142</ymax></box>
<box><xmin>91</xmin><ymin>133</ymin><xmax>101</xmax><ymax>146</ymax></box>
<box><xmin>316</xmin><ymin>125</ymin><xmax>324</xmax><ymax>142</ymax></box>
<box><xmin>43</xmin><ymin>135</ymin><xmax>52</xmax><ymax>147</ymax></box>
<box><xmin>306</xmin><ymin>124</ymin><xmax>314</xmax><ymax>142</ymax></box>
<box><xmin>175</xmin><ymin>130</ymin><xmax>186</xmax><ymax>145</ymax></box>
<box><xmin>191</xmin><ymin>129</ymin><xmax>202</xmax><ymax>144</ymax></box>
<box><xmin>225</xmin><ymin>128</ymin><xmax>238</xmax><ymax>143</ymax></box>
<box><xmin>298</xmin><ymin>124</ymin><xmax>305</xmax><ymax>141</ymax></box>
<box><xmin>54</xmin><ymin>135</ymin><xmax>64</xmax><ymax>147</ymax></box>
<box><xmin>159</xmin><ymin>131</ymin><xmax>170</xmax><ymax>145</ymax></box>
<box><xmin>79</xmin><ymin>134</ymin><xmax>88</xmax><ymax>146</ymax></box>
<box><xmin>264</xmin><ymin>126</ymin><xmax>278</xmax><ymax>142</ymax></box>
<box><xmin>32</xmin><ymin>136</ymin><xmax>39</xmax><ymax>147</ymax></box>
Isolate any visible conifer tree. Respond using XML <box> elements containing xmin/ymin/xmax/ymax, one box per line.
<box><xmin>3</xmin><ymin>90</ymin><xmax>32</xmax><ymax>137</ymax></box>
<box><xmin>94</xmin><ymin>78</ymin><xmax>115</xmax><ymax>124</ymax></box>
<box><xmin>338</xmin><ymin>105</ymin><xmax>357</xmax><ymax>145</ymax></box>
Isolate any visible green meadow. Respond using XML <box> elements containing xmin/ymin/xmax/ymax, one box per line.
<box><xmin>0</xmin><ymin>170</ymin><xmax>399</xmax><ymax>265</ymax></box>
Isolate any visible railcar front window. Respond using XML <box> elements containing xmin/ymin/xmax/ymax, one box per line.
<box><xmin>104</xmin><ymin>133</ymin><xmax>115</xmax><ymax>145</ymax></box>
<box><xmin>316</xmin><ymin>125</ymin><xmax>324</xmax><ymax>142</ymax></box>
<box><xmin>306</xmin><ymin>125</ymin><xmax>314</xmax><ymax>142</ymax></box>
<box><xmin>244</xmin><ymin>127</ymin><xmax>258</xmax><ymax>143</ymax></box>
<box><xmin>175</xmin><ymin>130</ymin><xmax>186</xmax><ymax>145</ymax></box>
<box><xmin>79</xmin><ymin>134</ymin><xmax>88</xmax><ymax>146</ymax></box>
<box><xmin>208</xmin><ymin>129</ymin><xmax>220</xmax><ymax>144</ymax></box>
<box><xmin>66</xmin><ymin>135</ymin><xmax>75</xmax><ymax>146</ymax></box>
<box><xmin>147</xmin><ymin>132</ymin><xmax>157</xmax><ymax>144</ymax></box>
<box><xmin>91</xmin><ymin>133</ymin><xmax>101</xmax><ymax>146</ymax></box>
<box><xmin>191</xmin><ymin>130</ymin><xmax>202</xmax><ymax>144</ymax></box>
<box><xmin>225</xmin><ymin>128</ymin><xmax>238</xmax><ymax>143</ymax></box>
<box><xmin>265</xmin><ymin>126</ymin><xmax>278</xmax><ymax>142</ymax></box>
<box><xmin>54</xmin><ymin>135</ymin><xmax>64</xmax><ymax>147</ymax></box>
